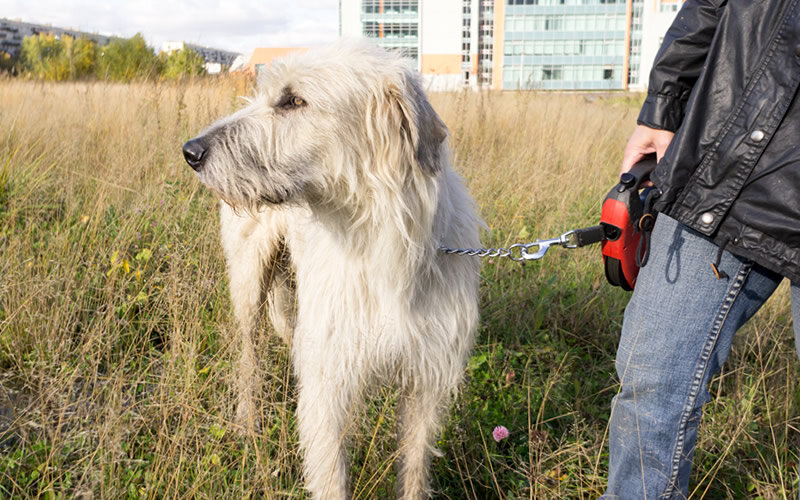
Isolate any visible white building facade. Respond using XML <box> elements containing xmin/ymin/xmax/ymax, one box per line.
<box><xmin>637</xmin><ymin>0</ymin><xmax>684</xmax><ymax>89</ymax></box>
<box><xmin>339</xmin><ymin>0</ymin><xmax>685</xmax><ymax>91</ymax></box>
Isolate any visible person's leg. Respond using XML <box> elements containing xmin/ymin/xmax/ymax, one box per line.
<box><xmin>793</xmin><ymin>284</ymin><xmax>800</xmax><ymax>500</ymax></box>
<box><xmin>603</xmin><ymin>214</ymin><xmax>783</xmax><ymax>499</ymax></box>
<box><xmin>792</xmin><ymin>284</ymin><xmax>800</xmax><ymax>360</ymax></box>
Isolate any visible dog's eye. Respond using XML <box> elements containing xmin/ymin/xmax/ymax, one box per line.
<box><xmin>279</xmin><ymin>95</ymin><xmax>306</xmax><ymax>109</ymax></box>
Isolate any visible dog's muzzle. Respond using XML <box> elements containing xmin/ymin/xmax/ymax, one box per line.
<box><xmin>183</xmin><ymin>138</ymin><xmax>209</xmax><ymax>171</ymax></box>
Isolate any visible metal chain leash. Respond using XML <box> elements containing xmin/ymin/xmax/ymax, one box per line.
<box><xmin>439</xmin><ymin>229</ymin><xmax>583</xmax><ymax>262</ymax></box>
<box><xmin>438</xmin><ymin>243</ymin><xmax>536</xmax><ymax>262</ymax></box>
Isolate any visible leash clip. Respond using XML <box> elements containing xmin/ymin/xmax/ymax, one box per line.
<box><xmin>512</xmin><ymin>231</ymin><xmax>576</xmax><ymax>261</ymax></box>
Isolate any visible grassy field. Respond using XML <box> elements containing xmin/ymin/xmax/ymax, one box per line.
<box><xmin>0</xmin><ymin>77</ymin><xmax>797</xmax><ymax>499</ymax></box>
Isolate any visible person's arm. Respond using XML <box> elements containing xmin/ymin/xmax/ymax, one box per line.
<box><xmin>623</xmin><ymin>0</ymin><xmax>725</xmax><ymax>173</ymax></box>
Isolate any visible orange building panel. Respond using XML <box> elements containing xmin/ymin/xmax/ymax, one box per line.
<box><xmin>492</xmin><ymin>0</ymin><xmax>505</xmax><ymax>90</ymax></box>
<box><xmin>622</xmin><ymin>0</ymin><xmax>632</xmax><ymax>90</ymax></box>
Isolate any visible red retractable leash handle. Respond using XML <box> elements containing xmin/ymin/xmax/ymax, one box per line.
<box><xmin>600</xmin><ymin>154</ymin><xmax>658</xmax><ymax>290</ymax></box>
<box><xmin>439</xmin><ymin>155</ymin><xmax>659</xmax><ymax>290</ymax></box>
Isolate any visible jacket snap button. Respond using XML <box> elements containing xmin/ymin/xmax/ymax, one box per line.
<box><xmin>750</xmin><ymin>129</ymin><xmax>765</xmax><ymax>142</ymax></box>
<box><xmin>701</xmin><ymin>212</ymin><xmax>714</xmax><ymax>224</ymax></box>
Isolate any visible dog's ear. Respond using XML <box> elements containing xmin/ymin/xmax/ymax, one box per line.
<box><xmin>386</xmin><ymin>76</ymin><xmax>448</xmax><ymax>175</ymax></box>
<box><xmin>415</xmin><ymin>98</ymin><xmax>448</xmax><ymax>175</ymax></box>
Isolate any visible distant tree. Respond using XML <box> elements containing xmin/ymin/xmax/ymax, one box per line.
<box><xmin>16</xmin><ymin>32</ymin><xmax>212</xmax><ymax>82</ymax></box>
<box><xmin>0</xmin><ymin>51</ymin><xmax>14</xmax><ymax>73</ymax></box>
<box><xmin>20</xmin><ymin>33</ymin><xmax>65</xmax><ymax>80</ymax></box>
<box><xmin>159</xmin><ymin>47</ymin><xmax>206</xmax><ymax>80</ymax></box>
<box><xmin>19</xmin><ymin>33</ymin><xmax>96</xmax><ymax>80</ymax></box>
<box><xmin>96</xmin><ymin>33</ymin><xmax>159</xmax><ymax>81</ymax></box>
<box><xmin>62</xmin><ymin>36</ymin><xmax>97</xmax><ymax>79</ymax></box>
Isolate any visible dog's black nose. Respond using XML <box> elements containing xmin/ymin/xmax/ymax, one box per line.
<box><xmin>183</xmin><ymin>138</ymin><xmax>208</xmax><ymax>171</ymax></box>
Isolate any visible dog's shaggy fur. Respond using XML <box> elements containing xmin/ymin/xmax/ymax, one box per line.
<box><xmin>184</xmin><ymin>41</ymin><xmax>481</xmax><ymax>499</ymax></box>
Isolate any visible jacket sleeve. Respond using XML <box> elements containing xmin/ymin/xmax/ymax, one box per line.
<box><xmin>638</xmin><ymin>0</ymin><xmax>725</xmax><ymax>131</ymax></box>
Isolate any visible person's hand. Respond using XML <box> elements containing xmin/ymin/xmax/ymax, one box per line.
<box><xmin>621</xmin><ymin>125</ymin><xmax>675</xmax><ymax>176</ymax></box>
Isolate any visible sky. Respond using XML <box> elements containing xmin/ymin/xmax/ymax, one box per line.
<box><xmin>1</xmin><ymin>0</ymin><xmax>340</xmax><ymax>55</ymax></box>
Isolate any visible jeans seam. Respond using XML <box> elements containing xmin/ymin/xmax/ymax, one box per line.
<box><xmin>659</xmin><ymin>262</ymin><xmax>752</xmax><ymax>499</ymax></box>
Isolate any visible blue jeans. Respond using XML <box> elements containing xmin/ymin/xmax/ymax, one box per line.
<box><xmin>603</xmin><ymin>214</ymin><xmax>800</xmax><ymax>499</ymax></box>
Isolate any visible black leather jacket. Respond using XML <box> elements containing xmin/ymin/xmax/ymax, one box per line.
<box><xmin>641</xmin><ymin>0</ymin><xmax>800</xmax><ymax>282</ymax></box>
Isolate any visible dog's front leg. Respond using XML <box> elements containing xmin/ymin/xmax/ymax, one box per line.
<box><xmin>294</xmin><ymin>344</ymin><xmax>357</xmax><ymax>500</ymax></box>
<box><xmin>220</xmin><ymin>205</ymin><xmax>281</xmax><ymax>433</ymax></box>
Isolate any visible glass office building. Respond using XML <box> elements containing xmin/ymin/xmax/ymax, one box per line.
<box><xmin>340</xmin><ymin>0</ymin><xmax>681</xmax><ymax>91</ymax></box>
<box><xmin>360</xmin><ymin>0</ymin><xmax>421</xmax><ymax>67</ymax></box>
<box><xmin>502</xmin><ymin>0</ymin><xmax>644</xmax><ymax>90</ymax></box>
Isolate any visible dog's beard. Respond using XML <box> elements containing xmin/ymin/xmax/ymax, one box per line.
<box><xmin>199</xmin><ymin>172</ymin><xmax>304</xmax><ymax>215</ymax></box>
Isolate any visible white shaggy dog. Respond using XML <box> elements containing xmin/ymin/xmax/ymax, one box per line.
<box><xmin>183</xmin><ymin>41</ymin><xmax>481</xmax><ymax>499</ymax></box>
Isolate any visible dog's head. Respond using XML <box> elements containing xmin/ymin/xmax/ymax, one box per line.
<box><xmin>183</xmin><ymin>40</ymin><xmax>448</xmax><ymax>213</ymax></box>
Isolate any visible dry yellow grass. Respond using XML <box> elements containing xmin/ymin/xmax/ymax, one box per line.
<box><xmin>0</xmin><ymin>77</ymin><xmax>796</xmax><ymax>499</ymax></box>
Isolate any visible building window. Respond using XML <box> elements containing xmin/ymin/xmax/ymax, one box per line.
<box><xmin>363</xmin><ymin>0</ymin><xmax>419</xmax><ymax>14</ymax></box>
<box><xmin>544</xmin><ymin>16</ymin><xmax>562</xmax><ymax>30</ymax></box>
<box><xmin>542</xmin><ymin>65</ymin><xmax>562</xmax><ymax>80</ymax></box>
<box><xmin>658</xmin><ymin>0</ymin><xmax>680</xmax><ymax>11</ymax></box>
